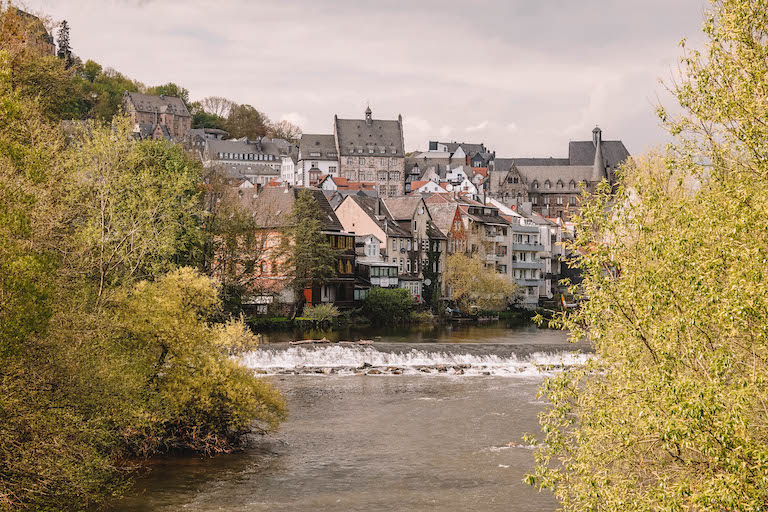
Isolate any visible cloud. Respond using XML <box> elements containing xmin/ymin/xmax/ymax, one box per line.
<box><xmin>280</xmin><ymin>112</ymin><xmax>308</xmax><ymax>128</ymax></box>
<box><xmin>403</xmin><ymin>116</ymin><xmax>431</xmax><ymax>133</ymax></box>
<box><xmin>466</xmin><ymin>120</ymin><xmax>489</xmax><ymax>133</ymax></box>
<box><xmin>506</xmin><ymin>122</ymin><xmax>518</xmax><ymax>131</ymax></box>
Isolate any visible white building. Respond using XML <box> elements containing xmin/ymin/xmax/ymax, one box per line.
<box><xmin>297</xmin><ymin>134</ymin><xmax>339</xmax><ymax>187</ymax></box>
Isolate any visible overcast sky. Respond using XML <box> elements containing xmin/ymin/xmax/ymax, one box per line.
<box><xmin>29</xmin><ymin>0</ymin><xmax>707</xmax><ymax>157</ymax></box>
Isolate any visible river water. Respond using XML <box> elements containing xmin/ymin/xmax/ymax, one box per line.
<box><xmin>115</xmin><ymin>323</ymin><xmax>586</xmax><ymax>511</ymax></box>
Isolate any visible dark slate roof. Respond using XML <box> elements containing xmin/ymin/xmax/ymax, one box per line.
<box><xmin>335</xmin><ymin>112</ymin><xmax>404</xmax><ymax>157</ymax></box>
<box><xmin>509</xmin><ymin>157</ymin><xmax>571</xmax><ymax>167</ymax></box>
<box><xmin>426</xmin><ymin>222</ymin><xmax>447</xmax><ymax>240</ymax></box>
<box><xmin>440</xmin><ymin>141</ymin><xmax>486</xmax><ymax>154</ymax></box>
<box><xmin>207</xmin><ymin>138</ymin><xmax>282</xmax><ymax>157</ymax></box>
<box><xmin>568</xmin><ymin>140</ymin><xmax>630</xmax><ymax>168</ymax></box>
<box><xmin>299</xmin><ymin>134</ymin><xmax>338</xmax><ymax>160</ymax></box>
<box><xmin>243</xmin><ymin>187</ymin><xmax>343</xmax><ymax>231</ymax></box>
<box><xmin>124</xmin><ymin>92</ymin><xmax>190</xmax><ymax>118</ymax></box>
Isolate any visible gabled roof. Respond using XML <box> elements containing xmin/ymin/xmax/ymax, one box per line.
<box><xmin>335</xmin><ymin>110</ymin><xmax>404</xmax><ymax>157</ymax></box>
<box><xmin>299</xmin><ymin>134</ymin><xmax>338</xmax><ymax>160</ymax></box>
<box><xmin>569</xmin><ymin>140</ymin><xmax>629</xmax><ymax>168</ymax></box>
<box><xmin>425</xmin><ymin>203</ymin><xmax>461</xmax><ymax>235</ymax></box>
<box><xmin>344</xmin><ymin>196</ymin><xmax>411</xmax><ymax>237</ymax></box>
<box><xmin>124</xmin><ymin>92</ymin><xmax>190</xmax><ymax>118</ymax></box>
<box><xmin>382</xmin><ymin>196</ymin><xmax>426</xmax><ymax>221</ymax></box>
<box><xmin>242</xmin><ymin>187</ymin><xmax>343</xmax><ymax>231</ymax></box>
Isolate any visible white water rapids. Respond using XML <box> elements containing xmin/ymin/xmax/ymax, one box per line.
<box><xmin>240</xmin><ymin>345</ymin><xmax>590</xmax><ymax>377</ymax></box>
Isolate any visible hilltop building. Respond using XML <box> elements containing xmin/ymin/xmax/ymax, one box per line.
<box><xmin>123</xmin><ymin>92</ymin><xmax>191</xmax><ymax>140</ymax></box>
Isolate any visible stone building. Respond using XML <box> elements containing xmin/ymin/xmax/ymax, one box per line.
<box><xmin>202</xmin><ymin>137</ymin><xmax>283</xmax><ymax>185</ymax></box>
<box><xmin>490</xmin><ymin>127</ymin><xmax>630</xmax><ymax>220</ymax></box>
<box><xmin>334</xmin><ymin>107</ymin><xmax>405</xmax><ymax>197</ymax></box>
<box><xmin>13</xmin><ymin>8</ymin><xmax>55</xmax><ymax>55</ymax></box>
<box><xmin>123</xmin><ymin>92</ymin><xmax>191</xmax><ymax>139</ymax></box>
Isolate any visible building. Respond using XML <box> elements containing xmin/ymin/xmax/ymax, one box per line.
<box><xmin>202</xmin><ymin>137</ymin><xmax>283</xmax><ymax>185</ymax></box>
<box><xmin>354</xmin><ymin>234</ymin><xmax>400</xmax><ymax>301</ymax></box>
<box><xmin>123</xmin><ymin>92</ymin><xmax>191</xmax><ymax>140</ymax></box>
<box><xmin>235</xmin><ymin>187</ymin><xmax>356</xmax><ymax>310</ymax></box>
<box><xmin>295</xmin><ymin>134</ymin><xmax>339</xmax><ymax>186</ymax></box>
<box><xmin>334</xmin><ymin>195</ymin><xmax>447</xmax><ymax>302</ymax></box>
<box><xmin>12</xmin><ymin>8</ymin><xmax>55</xmax><ymax>55</ymax></box>
<box><xmin>425</xmin><ymin>203</ymin><xmax>467</xmax><ymax>255</ymax></box>
<box><xmin>490</xmin><ymin>127</ymin><xmax>630</xmax><ymax>220</ymax></box>
<box><xmin>318</xmin><ymin>175</ymin><xmax>377</xmax><ymax>194</ymax></box>
<box><xmin>334</xmin><ymin>107</ymin><xmax>406</xmax><ymax>197</ymax></box>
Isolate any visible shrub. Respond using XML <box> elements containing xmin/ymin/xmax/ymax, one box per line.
<box><xmin>362</xmin><ymin>288</ymin><xmax>414</xmax><ymax>325</ymax></box>
<box><xmin>301</xmin><ymin>303</ymin><xmax>341</xmax><ymax>323</ymax></box>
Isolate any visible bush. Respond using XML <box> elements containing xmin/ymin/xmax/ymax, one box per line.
<box><xmin>362</xmin><ymin>288</ymin><xmax>414</xmax><ymax>325</ymax></box>
<box><xmin>410</xmin><ymin>310</ymin><xmax>435</xmax><ymax>324</ymax></box>
<box><xmin>301</xmin><ymin>303</ymin><xmax>341</xmax><ymax>323</ymax></box>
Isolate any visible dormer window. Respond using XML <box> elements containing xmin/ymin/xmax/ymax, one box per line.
<box><xmin>544</xmin><ymin>180</ymin><xmax>552</xmax><ymax>189</ymax></box>
<box><xmin>557</xmin><ymin>180</ymin><xmax>564</xmax><ymax>189</ymax></box>
<box><xmin>569</xmin><ymin>180</ymin><xmax>576</xmax><ymax>189</ymax></box>
<box><xmin>532</xmin><ymin>180</ymin><xmax>539</xmax><ymax>189</ymax></box>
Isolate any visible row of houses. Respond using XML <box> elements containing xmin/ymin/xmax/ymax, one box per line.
<box><xmin>120</xmin><ymin>92</ymin><xmax>628</xmax><ymax>311</ymax></box>
<box><xmin>123</xmin><ymin>92</ymin><xmax>630</xmax><ymax>222</ymax></box>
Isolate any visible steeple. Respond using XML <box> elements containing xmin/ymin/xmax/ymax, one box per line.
<box><xmin>365</xmin><ymin>105</ymin><xmax>372</xmax><ymax>125</ymax></box>
<box><xmin>591</xmin><ymin>126</ymin><xmax>605</xmax><ymax>182</ymax></box>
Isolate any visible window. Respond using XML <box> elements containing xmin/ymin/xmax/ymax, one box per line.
<box><xmin>406</xmin><ymin>258</ymin><xmax>411</xmax><ymax>273</ymax></box>
<box><xmin>544</xmin><ymin>196</ymin><xmax>550</xmax><ymax>205</ymax></box>
<box><xmin>557</xmin><ymin>180</ymin><xmax>564</xmax><ymax>189</ymax></box>
<box><xmin>389</xmin><ymin>185</ymin><xmax>397</xmax><ymax>196</ymax></box>
<box><xmin>556</xmin><ymin>196</ymin><xmax>563</xmax><ymax>205</ymax></box>
<box><xmin>389</xmin><ymin>171</ymin><xmax>400</xmax><ymax>180</ymax></box>
<box><xmin>378</xmin><ymin>171</ymin><xmax>387</xmax><ymax>180</ymax></box>
<box><xmin>309</xmin><ymin>152</ymin><xmax>321</xmax><ymax>157</ymax></box>
<box><xmin>569</xmin><ymin>180</ymin><xmax>576</xmax><ymax>190</ymax></box>
<box><xmin>532</xmin><ymin>180</ymin><xmax>539</xmax><ymax>189</ymax></box>
<box><xmin>422</xmin><ymin>239</ymin><xmax>428</xmax><ymax>252</ymax></box>
<box><xmin>569</xmin><ymin>196</ymin><xmax>577</xmax><ymax>206</ymax></box>
<box><xmin>398</xmin><ymin>259</ymin><xmax>403</xmax><ymax>272</ymax></box>
<box><xmin>359</xmin><ymin>157</ymin><xmax>365</xmax><ymax>164</ymax></box>
<box><xmin>368</xmin><ymin>148</ymin><xmax>374</xmax><ymax>154</ymax></box>
<box><xmin>544</xmin><ymin>180</ymin><xmax>551</xmax><ymax>189</ymax></box>
<box><xmin>329</xmin><ymin>166</ymin><xmax>337</xmax><ymax>173</ymax></box>
<box><xmin>407</xmin><ymin>239</ymin><xmax>412</xmax><ymax>251</ymax></box>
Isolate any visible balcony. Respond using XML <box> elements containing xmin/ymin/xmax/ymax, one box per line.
<box><xmin>485</xmin><ymin>253</ymin><xmax>498</xmax><ymax>263</ymax></box>
<box><xmin>511</xmin><ymin>243</ymin><xmax>544</xmax><ymax>252</ymax></box>
<box><xmin>516</xmin><ymin>279</ymin><xmax>543</xmax><ymax>287</ymax></box>
<box><xmin>511</xmin><ymin>260</ymin><xmax>543</xmax><ymax>270</ymax></box>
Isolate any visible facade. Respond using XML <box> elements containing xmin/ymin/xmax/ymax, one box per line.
<box><xmin>334</xmin><ymin>107</ymin><xmax>406</xmax><ymax>197</ymax></box>
<box><xmin>296</xmin><ymin>134</ymin><xmax>339</xmax><ymax>186</ymax></box>
<box><xmin>490</xmin><ymin>127</ymin><xmax>630</xmax><ymax>220</ymax></box>
<box><xmin>354</xmin><ymin>235</ymin><xmax>400</xmax><ymax>301</ymax></box>
<box><xmin>235</xmin><ymin>187</ymin><xmax>356</xmax><ymax>310</ymax></box>
<box><xmin>123</xmin><ymin>92</ymin><xmax>191</xmax><ymax>139</ymax></box>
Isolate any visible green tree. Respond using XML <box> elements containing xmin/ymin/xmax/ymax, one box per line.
<box><xmin>362</xmin><ymin>287</ymin><xmax>414</xmax><ymax>325</ymax></box>
<box><xmin>146</xmin><ymin>81</ymin><xmax>190</xmax><ymax>105</ymax></box>
<box><xmin>56</xmin><ymin>19</ymin><xmax>73</xmax><ymax>67</ymax></box>
<box><xmin>279</xmin><ymin>190</ymin><xmax>338</xmax><ymax>312</ymax></box>
<box><xmin>226</xmin><ymin>103</ymin><xmax>270</xmax><ymax>139</ymax></box>
<box><xmin>444</xmin><ymin>253</ymin><xmax>517</xmax><ymax>313</ymax></box>
<box><xmin>528</xmin><ymin>1</ymin><xmax>768</xmax><ymax>509</ymax></box>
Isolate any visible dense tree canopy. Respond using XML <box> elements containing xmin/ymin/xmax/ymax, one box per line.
<box><xmin>226</xmin><ymin>103</ymin><xmax>271</xmax><ymax>139</ymax></box>
<box><xmin>444</xmin><ymin>253</ymin><xmax>517</xmax><ymax>313</ymax></box>
<box><xmin>529</xmin><ymin>1</ymin><xmax>768</xmax><ymax>509</ymax></box>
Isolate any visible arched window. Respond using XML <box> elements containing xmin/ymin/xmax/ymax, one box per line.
<box><xmin>532</xmin><ymin>180</ymin><xmax>539</xmax><ymax>189</ymax></box>
<box><xmin>569</xmin><ymin>180</ymin><xmax>576</xmax><ymax>190</ymax></box>
<box><xmin>544</xmin><ymin>180</ymin><xmax>552</xmax><ymax>189</ymax></box>
<box><xmin>557</xmin><ymin>180</ymin><xmax>564</xmax><ymax>189</ymax></box>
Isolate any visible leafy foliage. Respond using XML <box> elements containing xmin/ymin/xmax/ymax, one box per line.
<box><xmin>301</xmin><ymin>303</ymin><xmax>341</xmax><ymax>323</ymax></box>
<box><xmin>528</xmin><ymin>1</ymin><xmax>768</xmax><ymax>509</ymax></box>
<box><xmin>362</xmin><ymin>287</ymin><xmax>415</xmax><ymax>325</ymax></box>
<box><xmin>226</xmin><ymin>103</ymin><xmax>270</xmax><ymax>139</ymax></box>
<box><xmin>444</xmin><ymin>253</ymin><xmax>517</xmax><ymax>313</ymax></box>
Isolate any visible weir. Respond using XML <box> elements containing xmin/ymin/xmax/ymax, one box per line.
<box><xmin>241</xmin><ymin>343</ymin><xmax>591</xmax><ymax>377</ymax></box>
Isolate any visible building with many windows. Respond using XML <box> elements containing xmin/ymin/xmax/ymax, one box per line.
<box><xmin>334</xmin><ymin>107</ymin><xmax>405</xmax><ymax>197</ymax></box>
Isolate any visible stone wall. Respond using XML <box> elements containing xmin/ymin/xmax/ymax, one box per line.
<box><xmin>339</xmin><ymin>155</ymin><xmax>404</xmax><ymax>197</ymax></box>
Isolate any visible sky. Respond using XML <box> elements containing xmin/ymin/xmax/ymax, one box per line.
<box><xmin>28</xmin><ymin>0</ymin><xmax>708</xmax><ymax>157</ymax></box>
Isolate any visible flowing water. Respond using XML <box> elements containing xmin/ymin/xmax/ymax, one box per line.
<box><xmin>114</xmin><ymin>324</ymin><xmax>586</xmax><ymax>511</ymax></box>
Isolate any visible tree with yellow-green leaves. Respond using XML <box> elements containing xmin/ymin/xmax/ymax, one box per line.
<box><xmin>444</xmin><ymin>253</ymin><xmax>517</xmax><ymax>313</ymax></box>
<box><xmin>527</xmin><ymin>1</ymin><xmax>768</xmax><ymax>509</ymax></box>
<box><xmin>0</xmin><ymin>20</ymin><xmax>286</xmax><ymax>508</ymax></box>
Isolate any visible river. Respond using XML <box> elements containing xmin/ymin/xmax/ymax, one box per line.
<box><xmin>114</xmin><ymin>322</ymin><xmax>586</xmax><ymax>511</ymax></box>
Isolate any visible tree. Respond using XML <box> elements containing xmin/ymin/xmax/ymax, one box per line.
<box><xmin>444</xmin><ymin>253</ymin><xmax>517</xmax><ymax>313</ymax></box>
<box><xmin>200</xmin><ymin>95</ymin><xmax>235</xmax><ymax>118</ymax></box>
<box><xmin>146</xmin><ymin>82</ymin><xmax>190</xmax><ymax>105</ymax></box>
<box><xmin>528</xmin><ymin>1</ymin><xmax>768</xmax><ymax>508</ymax></box>
<box><xmin>362</xmin><ymin>287</ymin><xmax>414</xmax><ymax>325</ymax></box>
<box><xmin>226</xmin><ymin>103</ymin><xmax>270</xmax><ymax>140</ymax></box>
<box><xmin>278</xmin><ymin>190</ymin><xmax>338</xmax><ymax>312</ymax></box>
<box><xmin>269</xmin><ymin>119</ymin><xmax>302</xmax><ymax>142</ymax></box>
<box><xmin>82</xmin><ymin>58</ymin><xmax>101</xmax><ymax>82</ymax></box>
<box><xmin>56</xmin><ymin>19</ymin><xmax>73</xmax><ymax>67</ymax></box>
